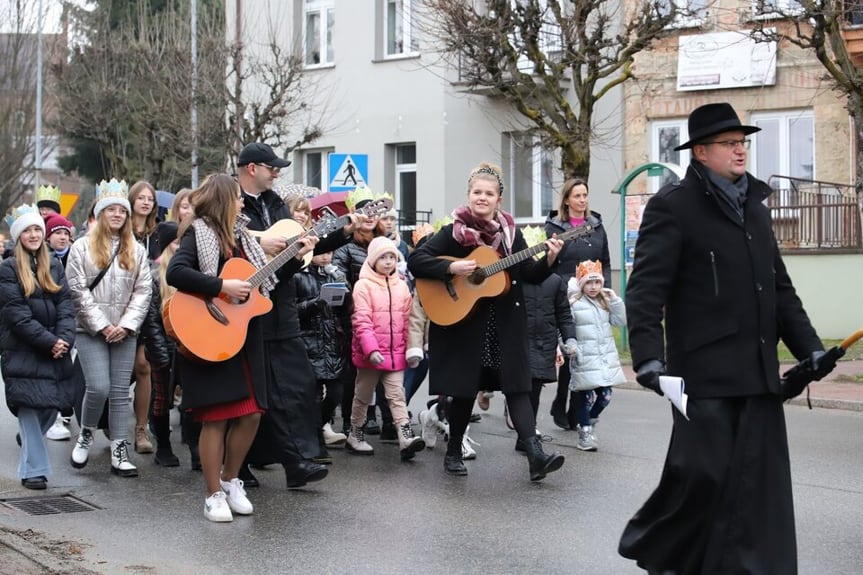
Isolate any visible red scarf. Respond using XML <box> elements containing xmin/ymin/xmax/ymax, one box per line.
<box><xmin>452</xmin><ymin>205</ymin><xmax>516</xmax><ymax>255</ymax></box>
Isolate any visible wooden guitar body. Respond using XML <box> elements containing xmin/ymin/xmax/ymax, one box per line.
<box><xmin>415</xmin><ymin>245</ymin><xmax>510</xmax><ymax>326</ymax></box>
<box><xmin>248</xmin><ymin>218</ymin><xmax>312</xmax><ymax>267</ymax></box>
<box><xmin>163</xmin><ymin>258</ymin><xmax>274</xmax><ymax>362</ymax></box>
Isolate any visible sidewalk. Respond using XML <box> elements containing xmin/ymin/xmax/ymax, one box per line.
<box><xmin>620</xmin><ymin>357</ymin><xmax>863</xmax><ymax>411</ymax></box>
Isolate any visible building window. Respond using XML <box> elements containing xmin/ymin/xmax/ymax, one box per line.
<box><xmin>751</xmin><ymin>110</ymin><xmax>814</xmax><ymax>185</ymax></box>
<box><xmin>510</xmin><ymin>0</ymin><xmax>563</xmax><ymax>72</ymax></box>
<box><xmin>752</xmin><ymin>0</ymin><xmax>803</xmax><ymax>16</ymax></box>
<box><xmin>395</xmin><ymin>143</ymin><xmax>417</xmax><ymax>224</ymax></box>
<box><xmin>650</xmin><ymin>120</ymin><xmax>690</xmax><ymax>192</ymax></box>
<box><xmin>304</xmin><ymin>0</ymin><xmax>334</xmax><ymax>66</ymax></box>
<box><xmin>385</xmin><ymin>0</ymin><xmax>418</xmax><ymax>56</ymax></box>
<box><xmin>657</xmin><ymin>0</ymin><xmax>709</xmax><ymax>28</ymax></box>
<box><xmin>502</xmin><ymin>132</ymin><xmax>554</xmax><ymax>221</ymax></box>
<box><xmin>304</xmin><ymin>150</ymin><xmax>326</xmax><ymax>191</ymax></box>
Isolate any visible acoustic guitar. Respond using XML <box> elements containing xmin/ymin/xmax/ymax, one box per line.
<box><xmin>163</xmin><ymin>199</ymin><xmax>391</xmax><ymax>362</ymax></box>
<box><xmin>414</xmin><ymin>220</ymin><xmax>595</xmax><ymax>326</ymax></box>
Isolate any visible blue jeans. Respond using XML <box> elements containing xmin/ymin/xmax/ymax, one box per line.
<box><xmin>18</xmin><ymin>407</ymin><xmax>57</xmax><ymax>480</ymax></box>
<box><xmin>575</xmin><ymin>387</ymin><xmax>612</xmax><ymax>427</ymax></box>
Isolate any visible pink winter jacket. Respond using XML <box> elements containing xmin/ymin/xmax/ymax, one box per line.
<box><xmin>350</xmin><ymin>260</ymin><xmax>412</xmax><ymax>371</ymax></box>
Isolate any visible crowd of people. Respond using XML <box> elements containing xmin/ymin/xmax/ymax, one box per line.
<box><xmin>0</xmin><ymin>101</ymin><xmax>836</xmax><ymax>574</ymax></box>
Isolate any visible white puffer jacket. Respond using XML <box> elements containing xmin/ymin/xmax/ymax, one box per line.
<box><xmin>566</xmin><ymin>278</ymin><xmax>626</xmax><ymax>391</ymax></box>
<box><xmin>66</xmin><ymin>236</ymin><xmax>152</xmax><ymax>337</ymax></box>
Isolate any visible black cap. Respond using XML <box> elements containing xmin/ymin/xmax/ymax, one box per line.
<box><xmin>237</xmin><ymin>142</ymin><xmax>291</xmax><ymax>168</ymax></box>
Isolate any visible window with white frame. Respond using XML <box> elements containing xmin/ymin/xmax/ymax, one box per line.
<box><xmin>502</xmin><ymin>132</ymin><xmax>554</xmax><ymax>221</ymax></box>
<box><xmin>395</xmin><ymin>143</ymin><xmax>417</xmax><ymax>224</ymax></box>
<box><xmin>510</xmin><ymin>0</ymin><xmax>563</xmax><ymax>72</ymax></box>
<box><xmin>650</xmin><ymin>120</ymin><xmax>690</xmax><ymax>192</ymax></box>
<box><xmin>385</xmin><ymin>0</ymin><xmax>418</xmax><ymax>57</ymax></box>
<box><xmin>752</xmin><ymin>0</ymin><xmax>803</xmax><ymax>17</ymax></box>
<box><xmin>303</xmin><ymin>149</ymin><xmax>331</xmax><ymax>191</ymax></box>
<box><xmin>751</xmin><ymin>110</ymin><xmax>814</xmax><ymax>186</ymax></box>
<box><xmin>657</xmin><ymin>0</ymin><xmax>710</xmax><ymax>28</ymax></box>
<box><xmin>304</xmin><ymin>0</ymin><xmax>334</xmax><ymax>66</ymax></box>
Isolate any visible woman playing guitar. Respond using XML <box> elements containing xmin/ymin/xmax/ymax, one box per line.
<box><xmin>407</xmin><ymin>162</ymin><xmax>567</xmax><ymax>481</ymax></box>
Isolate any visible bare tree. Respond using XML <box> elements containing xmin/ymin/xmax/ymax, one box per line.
<box><xmin>748</xmin><ymin>2</ymin><xmax>863</xmax><ymax>192</ymax></box>
<box><xmin>0</xmin><ymin>0</ymin><xmax>59</xmax><ymax>218</ymax></box>
<box><xmin>420</xmin><ymin>0</ymin><xmax>689</xmax><ymax>178</ymax></box>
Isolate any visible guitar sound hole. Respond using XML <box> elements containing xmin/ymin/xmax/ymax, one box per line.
<box><xmin>468</xmin><ymin>270</ymin><xmax>486</xmax><ymax>285</ymax></box>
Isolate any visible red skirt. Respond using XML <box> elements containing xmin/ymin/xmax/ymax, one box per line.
<box><xmin>193</xmin><ymin>358</ymin><xmax>264</xmax><ymax>423</ymax></box>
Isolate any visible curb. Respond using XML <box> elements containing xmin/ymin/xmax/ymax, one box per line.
<box><xmin>0</xmin><ymin>527</ymin><xmax>96</xmax><ymax>575</ymax></box>
<box><xmin>617</xmin><ymin>381</ymin><xmax>863</xmax><ymax>412</ymax></box>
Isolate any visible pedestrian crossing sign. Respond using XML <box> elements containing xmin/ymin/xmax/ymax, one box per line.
<box><xmin>328</xmin><ymin>154</ymin><xmax>368</xmax><ymax>191</ymax></box>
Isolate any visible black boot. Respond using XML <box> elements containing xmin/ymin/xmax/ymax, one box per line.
<box><xmin>524</xmin><ymin>435</ymin><xmax>564</xmax><ymax>482</ymax></box>
<box><xmin>152</xmin><ymin>415</ymin><xmax>180</xmax><ymax>467</ymax></box>
<box><xmin>443</xmin><ymin>437</ymin><xmax>467</xmax><ymax>476</ymax></box>
<box><xmin>284</xmin><ymin>460</ymin><xmax>329</xmax><ymax>489</ymax></box>
<box><xmin>181</xmin><ymin>410</ymin><xmax>202</xmax><ymax>470</ymax></box>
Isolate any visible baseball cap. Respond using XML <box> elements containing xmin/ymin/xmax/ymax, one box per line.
<box><xmin>237</xmin><ymin>143</ymin><xmax>291</xmax><ymax>168</ymax></box>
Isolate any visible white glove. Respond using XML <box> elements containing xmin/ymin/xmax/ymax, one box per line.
<box><xmin>562</xmin><ymin>338</ymin><xmax>577</xmax><ymax>356</ymax></box>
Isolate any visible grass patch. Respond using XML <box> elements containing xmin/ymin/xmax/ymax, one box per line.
<box><xmin>612</xmin><ymin>329</ymin><xmax>863</xmax><ymax>365</ymax></box>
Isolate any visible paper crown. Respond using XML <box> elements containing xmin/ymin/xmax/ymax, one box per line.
<box><xmin>412</xmin><ymin>223</ymin><xmax>435</xmax><ymax>246</ymax></box>
<box><xmin>433</xmin><ymin>215</ymin><xmax>454</xmax><ymax>233</ymax></box>
<box><xmin>576</xmin><ymin>260</ymin><xmax>604</xmax><ymax>287</ymax></box>
<box><xmin>345</xmin><ymin>187</ymin><xmax>394</xmax><ymax>213</ymax></box>
<box><xmin>96</xmin><ymin>178</ymin><xmax>129</xmax><ymax>200</ymax></box>
<box><xmin>4</xmin><ymin>204</ymin><xmax>39</xmax><ymax>229</ymax></box>
<box><xmin>520</xmin><ymin>225</ymin><xmax>546</xmax><ymax>260</ymax></box>
<box><xmin>36</xmin><ymin>185</ymin><xmax>62</xmax><ymax>207</ymax></box>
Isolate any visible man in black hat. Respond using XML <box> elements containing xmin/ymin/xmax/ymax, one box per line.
<box><xmin>235</xmin><ymin>142</ymin><xmax>365</xmax><ymax>489</ymax></box>
<box><xmin>618</xmin><ymin>103</ymin><xmax>833</xmax><ymax>574</ymax></box>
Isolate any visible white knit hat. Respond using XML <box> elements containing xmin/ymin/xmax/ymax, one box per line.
<box><xmin>366</xmin><ymin>236</ymin><xmax>400</xmax><ymax>267</ymax></box>
<box><xmin>94</xmin><ymin>178</ymin><xmax>131</xmax><ymax>219</ymax></box>
<box><xmin>6</xmin><ymin>204</ymin><xmax>46</xmax><ymax>244</ymax></box>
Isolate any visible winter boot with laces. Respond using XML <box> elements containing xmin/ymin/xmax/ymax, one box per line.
<box><xmin>71</xmin><ymin>428</ymin><xmax>94</xmax><ymax>468</ymax></box>
<box><xmin>397</xmin><ymin>422</ymin><xmax>425</xmax><ymax>461</ymax></box>
<box><xmin>524</xmin><ymin>435</ymin><xmax>564</xmax><ymax>482</ymax></box>
<box><xmin>110</xmin><ymin>440</ymin><xmax>139</xmax><ymax>477</ymax></box>
<box><xmin>346</xmin><ymin>425</ymin><xmax>374</xmax><ymax>455</ymax></box>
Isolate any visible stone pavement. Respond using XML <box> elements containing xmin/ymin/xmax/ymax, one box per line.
<box><xmin>619</xmin><ymin>356</ymin><xmax>863</xmax><ymax>411</ymax></box>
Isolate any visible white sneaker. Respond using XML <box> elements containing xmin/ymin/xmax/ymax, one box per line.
<box><xmin>462</xmin><ymin>430</ymin><xmax>479</xmax><ymax>461</ymax></box>
<box><xmin>322</xmin><ymin>423</ymin><xmax>347</xmax><ymax>448</ymax></box>
<box><xmin>71</xmin><ymin>428</ymin><xmax>94</xmax><ymax>468</ymax></box>
<box><xmin>419</xmin><ymin>409</ymin><xmax>439</xmax><ymax>449</ymax></box>
<box><xmin>219</xmin><ymin>477</ymin><xmax>253</xmax><ymax>515</ymax></box>
<box><xmin>46</xmin><ymin>414</ymin><xmax>71</xmax><ymax>441</ymax></box>
<box><xmin>204</xmin><ymin>491</ymin><xmax>233</xmax><ymax>522</ymax></box>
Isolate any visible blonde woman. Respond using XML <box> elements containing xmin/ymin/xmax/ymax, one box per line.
<box><xmin>67</xmin><ymin>179</ymin><xmax>152</xmax><ymax>477</ymax></box>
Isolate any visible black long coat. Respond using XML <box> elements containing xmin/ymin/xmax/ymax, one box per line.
<box><xmin>165</xmin><ymin>231</ymin><xmax>268</xmax><ymax>410</ymax></box>
<box><xmin>523</xmin><ymin>274</ymin><xmax>575</xmax><ymax>383</ymax></box>
<box><xmin>625</xmin><ymin>163</ymin><xmax>822</xmax><ymax>398</ymax></box>
<box><xmin>545</xmin><ymin>210</ymin><xmax>612</xmax><ymax>288</ymax></box>
<box><xmin>0</xmin><ymin>256</ymin><xmax>77</xmax><ymax>415</ymax></box>
<box><xmin>407</xmin><ymin>224</ymin><xmax>552</xmax><ymax>398</ymax></box>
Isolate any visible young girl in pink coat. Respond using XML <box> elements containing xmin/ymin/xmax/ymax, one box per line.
<box><xmin>347</xmin><ymin>236</ymin><xmax>425</xmax><ymax>460</ymax></box>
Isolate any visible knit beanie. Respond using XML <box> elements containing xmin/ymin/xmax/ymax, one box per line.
<box><xmin>8</xmin><ymin>205</ymin><xmax>46</xmax><ymax>244</ymax></box>
<box><xmin>576</xmin><ymin>259</ymin><xmax>604</xmax><ymax>290</ymax></box>
<box><xmin>44</xmin><ymin>213</ymin><xmax>74</xmax><ymax>237</ymax></box>
<box><xmin>366</xmin><ymin>236</ymin><xmax>400</xmax><ymax>268</ymax></box>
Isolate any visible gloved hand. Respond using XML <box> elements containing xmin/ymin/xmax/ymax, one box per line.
<box><xmin>636</xmin><ymin>359</ymin><xmax>665</xmax><ymax>396</ymax></box>
<box><xmin>562</xmin><ymin>338</ymin><xmax>577</xmax><ymax>356</ymax></box>
<box><xmin>808</xmin><ymin>350</ymin><xmax>833</xmax><ymax>381</ymax></box>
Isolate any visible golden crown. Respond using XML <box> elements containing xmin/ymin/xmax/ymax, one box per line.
<box><xmin>576</xmin><ymin>259</ymin><xmax>604</xmax><ymax>282</ymax></box>
<box><xmin>412</xmin><ymin>223</ymin><xmax>435</xmax><ymax>246</ymax></box>
<box><xmin>96</xmin><ymin>178</ymin><xmax>129</xmax><ymax>201</ymax></box>
<box><xmin>4</xmin><ymin>204</ymin><xmax>39</xmax><ymax>229</ymax></box>
<box><xmin>36</xmin><ymin>185</ymin><xmax>62</xmax><ymax>205</ymax></box>
<box><xmin>433</xmin><ymin>215</ymin><xmax>454</xmax><ymax>233</ymax></box>
<box><xmin>520</xmin><ymin>225</ymin><xmax>546</xmax><ymax>260</ymax></box>
<box><xmin>345</xmin><ymin>186</ymin><xmax>376</xmax><ymax>212</ymax></box>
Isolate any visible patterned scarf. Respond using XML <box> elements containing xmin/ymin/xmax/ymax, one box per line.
<box><xmin>192</xmin><ymin>213</ymin><xmax>278</xmax><ymax>296</ymax></box>
<box><xmin>452</xmin><ymin>205</ymin><xmax>516</xmax><ymax>255</ymax></box>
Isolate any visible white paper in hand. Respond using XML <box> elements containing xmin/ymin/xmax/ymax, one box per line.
<box><xmin>659</xmin><ymin>375</ymin><xmax>689</xmax><ymax>420</ymax></box>
<box><xmin>319</xmin><ymin>282</ymin><xmax>348</xmax><ymax>306</ymax></box>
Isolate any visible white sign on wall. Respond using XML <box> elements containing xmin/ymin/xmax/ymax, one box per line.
<box><xmin>677</xmin><ymin>29</ymin><xmax>777</xmax><ymax>92</ymax></box>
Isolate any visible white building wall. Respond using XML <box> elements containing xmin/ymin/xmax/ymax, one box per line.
<box><xmin>227</xmin><ymin>0</ymin><xmax>625</xmax><ymax>270</ymax></box>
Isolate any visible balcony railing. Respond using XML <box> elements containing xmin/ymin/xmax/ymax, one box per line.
<box><xmin>765</xmin><ymin>176</ymin><xmax>861</xmax><ymax>250</ymax></box>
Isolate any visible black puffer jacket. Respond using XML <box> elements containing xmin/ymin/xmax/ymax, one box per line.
<box><xmin>294</xmin><ymin>264</ymin><xmax>349</xmax><ymax>381</ymax></box>
<box><xmin>523</xmin><ymin>274</ymin><xmax>576</xmax><ymax>383</ymax></box>
<box><xmin>0</xmin><ymin>255</ymin><xmax>77</xmax><ymax>415</ymax></box>
<box><xmin>140</xmin><ymin>262</ymin><xmax>174</xmax><ymax>368</ymax></box>
<box><xmin>545</xmin><ymin>210</ymin><xmax>612</xmax><ymax>288</ymax></box>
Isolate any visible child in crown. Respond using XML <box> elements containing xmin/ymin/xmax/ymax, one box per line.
<box><xmin>566</xmin><ymin>259</ymin><xmax>626</xmax><ymax>451</ymax></box>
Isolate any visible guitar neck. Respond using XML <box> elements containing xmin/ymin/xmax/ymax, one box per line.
<box><xmin>479</xmin><ymin>223</ymin><xmax>593</xmax><ymax>277</ymax></box>
<box><xmin>247</xmin><ymin>214</ymin><xmax>350</xmax><ymax>288</ymax></box>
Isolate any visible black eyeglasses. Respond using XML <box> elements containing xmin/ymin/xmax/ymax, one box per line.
<box><xmin>255</xmin><ymin>163</ymin><xmax>281</xmax><ymax>173</ymax></box>
<box><xmin>702</xmin><ymin>139</ymin><xmax>751</xmax><ymax>150</ymax></box>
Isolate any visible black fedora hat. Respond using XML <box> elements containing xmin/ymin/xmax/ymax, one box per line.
<box><xmin>674</xmin><ymin>103</ymin><xmax>761</xmax><ymax>151</ymax></box>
